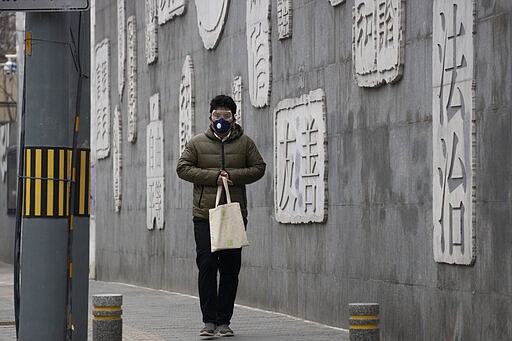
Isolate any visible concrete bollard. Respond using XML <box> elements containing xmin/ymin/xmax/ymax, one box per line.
<box><xmin>92</xmin><ymin>294</ymin><xmax>123</xmax><ymax>341</ymax></box>
<box><xmin>349</xmin><ymin>303</ymin><xmax>379</xmax><ymax>341</ymax></box>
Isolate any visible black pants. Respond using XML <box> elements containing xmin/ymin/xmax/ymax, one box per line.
<box><xmin>193</xmin><ymin>217</ymin><xmax>244</xmax><ymax>326</ymax></box>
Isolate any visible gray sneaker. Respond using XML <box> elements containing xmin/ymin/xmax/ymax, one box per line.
<box><xmin>199</xmin><ymin>322</ymin><xmax>216</xmax><ymax>337</ymax></box>
<box><xmin>216</xmin><ymin>324</ymin><xmax>234</xmax><ymax>337</ymax></box>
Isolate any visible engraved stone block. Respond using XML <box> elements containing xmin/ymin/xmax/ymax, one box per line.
<box><xmin>247</xmin><ymin>0</ymin><xmax>271</xmax><ymax>108</ymax></box>
<box><xmin>179</xmin><ymin>55</ymin><xmax>195</xmax><ymax>155</ymax></box>
<box><xmin>127</xmin><ymin>15</ymin><xmax>137</xmax><ymax>142</ymax></box>
<box><xmin>277</xmin><ymin>0</ymin><xmax>292</xmax><ymax>40</ymax></box>
<box><xmin>195</xmin><ymin>0</ymin><xmax>229</xmax><ymax>50</ymax></box>
<box><xmin>274</xmin><ymin>89</ymin><xmax>327</xmax><ymax>224</ymax></box>
<box><xmin>329</xmin><ymin>0</ymin><xmax>345</xmax><ymax>6</ymax></box>
<box><xmin>95</xmin><ymin>38</ymin><xmax>111</xmax><ymax>159</ymax></box>
<box><xmin>145</xmin><ymin>0</ymin><xmax>158</xmax><ymax>64</ymax></box>
<box><xmin>147</xmin><ymin>93</ymin><xmax>165</xmax><ymax>230</ymax></box>
<box><xmin>0</xmin><ymin>124</ymin><xmax>7</xmax><ymax>182</ymax></box>
<box><xmin>117</xmin><ymin>0</ymin><xmax>126</xmax><ymax>99</ymax></box>
<box><xmin>113</xmin><ymin>105</ymin><xmax>122</xmax><ymax>213</ymax></box>
<box><xmin>158</xmin><ymin>0</ymin><xmax>186</xmax><ymax>25</ymax></box>
<box><xmin>232</xmin><ymin>75</ymin><xmax>242</xmax><ymax>125</ymax></box>
<box><xmin>432</xmin><ymin>0</ymin><xmax>475</xmax><ymax>265</ymax></box>
<box><xmin>352</xmin><ymin>0</ymin><xmax>404</xmax><ymax>87</ymax></box>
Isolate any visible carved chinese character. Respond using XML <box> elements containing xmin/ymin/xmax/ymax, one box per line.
<box><xmin>232</xmin><ymin>76</ymin><xmax>242</xmax><ymax>125</ymax></box>
<box><xmin>247</xmin><ymin>0</ymin><xmax>271</xmax><ymax>108</ymax></box>
<box><xmin>0</xmin><ymin>124</ymin><xmax>7</xmax><ymax>183</ymax></box>
<box><xmin>329</xmin><ymin>0</ymin><xmax>345</xmax><ymax>6</ymax></box>
<box><xmin>158</xmin><ymin>0</ymin><xmax>186</xmax><ymax>25</ymax></box>
<box><xmin>195</xmin><ymin>0</ymin><xmax>229</xmax><ymax>50</ymax></box>
<box><xmin>113</xmin><ymin>105</ymin><xmax>122</xmax><ymax>213</ymax></box>
<box><xmin>147</xmin><ymin>93</ymin><xmax>165</xmax><ymax>229</ymax></box>
<box><xmin>433</xmin><ymin>1</ymin><xmax>474</xmax><ymax>265</ymax></box>
<box><xmin>95</xmin><ymin>39</ymin><xmax>110</xmax><ymax>159</ymax></box>
<box><xmin>277</xmin><ymin>0</ymin><xmax>292</xmax><ymax>40</ymax></box>
<box><xmin>145</xmin><ymin>0</ymin><xmax>158</xmax><ymax>64</ymax></box>
<box><xmin>352</xmin><ymin>0</ymin><xmax>403</xmax><ymax>87</ymax></box>
<box><xmin>127</xmin><ymin>16</ymin><xmax>137</xmax><ymax>142</ymax></box>
<box><xmin>117</xmin><ymin>0</ymin><xmax>126</xmax><ymax>99</ymax></box>
<box><xmin>274</xmin><ymin>89</ymin><xmax>327</xmax><ymax>224</ymax></box>
<box><xmin>179</xmin><ymin>55</ymin><xmax>195</xmax><ymax>155</ymax></box>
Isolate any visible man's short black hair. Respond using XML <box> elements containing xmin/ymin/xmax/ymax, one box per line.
<box><xmin>209</xmin><ymin>95</ymin><xmax>237</xmax><ymax>117</ymax></box>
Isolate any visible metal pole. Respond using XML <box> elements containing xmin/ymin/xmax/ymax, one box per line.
<box><xmin>18</xmin><ymin>11</ymin><xmax>90</xmax><ymax>341</ymax></box>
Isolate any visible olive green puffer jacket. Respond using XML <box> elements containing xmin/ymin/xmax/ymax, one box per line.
<box><xmin>176</xmin><ymin>124</ymin><xmax>266</xmax><ymax>219</ymax></box>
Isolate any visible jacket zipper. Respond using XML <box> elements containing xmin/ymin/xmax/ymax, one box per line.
<box><xmin>221</xmin><ymin>140</ymin><xmax>225</xmax><ymax>169</ymax></box>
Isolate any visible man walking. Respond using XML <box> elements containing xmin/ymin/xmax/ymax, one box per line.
<box><xmin>176</xmin><ymin>95</ymin><xmax>266</xmax><ymax>337</ymax></box>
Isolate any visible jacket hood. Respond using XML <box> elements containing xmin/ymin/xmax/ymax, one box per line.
<box><xmin>205</xmin><ymin>123</ymin><xmax>244</xmax><ymax>142</ymax></box>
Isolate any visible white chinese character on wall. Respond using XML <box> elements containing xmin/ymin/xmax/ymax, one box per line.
<box><xmin>158</xmin><ymin>0</ymin><xmax>186</xmax><ymax>25</ymax></box>
<box><xmin>127</xmin><ymin>15</ymin><xmax>137</xmax><ymax>142</ymax></box>
<box><xmin>113</xmin><ymin>105</ymin><xmax>122</xmax><ymax>213</ymax></box>
<box><xmin>147</xmin><ymin>93</ymin><xmax>165</xmax><ymax>230</ymax></box>
<box><xmin>0</xmin><ymin>124</ymin><xmax>8</xmax><ymax>182</ymax></box>
<box><xmin>117</xmin><ymin>0</ymin><xmax>126</xmax><ymax>100</ymax></box>
<box><xmin>352</xmin><ymin>0</ymin><xmax>404</xmax><ymax>87</ymax></box>
<box><xmin>145</xmin><ymin>0</ymin><xmax>158</xmax><ymax>64</ymax></box>
<box><xmin>95</xmin><ymin>38</ymin><xmax>110</xmax><ymax>159</ymax></box>
<box><xmin>329</xmin><ymin>0</ymin><xmax>345</xmax><ymax>6</ymax></box>
<box><xmin>277</xmin><ymin>0</ymin><xmax>292</xmax><ymax>40</ymax></box>
<box><xmin>179</xmin><ymin>55</ymin><xmax>195</xmax><ymax>155</ymax></box>
<box><xmin>232</xmin><ymin>75</ymin><xmax>242</xmax><ymax>125</ymax></box>
<box><xmin>247</xmin><ymin>0</ymin><xmax>271</xmax><ymax>108</ymax></box>
<box><xmin>195</xmin><ymin>0</ymin><xmax>229</xmax><ymax>50</ymax></box>
<box><xmin>433</xmin><ymin>0</ymin><xmax>475</xmax><ymax>265</ymax></box>
<box><xmin>274</xmin><ymin>89</ymin><xmax>327</xmax><ymax>224</ymax></box>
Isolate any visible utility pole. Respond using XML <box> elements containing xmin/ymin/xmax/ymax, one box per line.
<box><xmin>15</xmin><ymin>9</ymin><xmax>90</xmax><ymax>341</ymax></box>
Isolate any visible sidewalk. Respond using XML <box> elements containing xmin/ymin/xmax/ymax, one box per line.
<box><xmin>0</xmin><ymin>262</ymin><xmax>349</xmax><ymax>340</ymax></box>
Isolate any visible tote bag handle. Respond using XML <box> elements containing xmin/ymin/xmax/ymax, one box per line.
<box><xmin>215</xmin><ymin>176</ymin><xmax>232</xmax><ymax>207</ymax></box>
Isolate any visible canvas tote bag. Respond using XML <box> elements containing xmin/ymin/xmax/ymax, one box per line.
<box><xmin>209</xmin><ymin>177</ymin><xmax>249</xmax><ymax>252</ymax></box>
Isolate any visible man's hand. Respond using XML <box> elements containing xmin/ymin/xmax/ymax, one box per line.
<box><xmin>217</xmin><ymin>170</ymin><xmax>233</xmax><ymax>186</ymax></box>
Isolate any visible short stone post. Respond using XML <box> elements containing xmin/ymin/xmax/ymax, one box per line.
<box><xmin>92</xmin><ymin>294</ymin><xmax>123</xmax><ymax>341</ymax></box>
<box><xmin>349</xmin><ymin>303</ymin><xmax>379</xmax><ymax>341</ymax></box>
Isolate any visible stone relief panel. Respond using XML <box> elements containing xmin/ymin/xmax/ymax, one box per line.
<box><xmin>274</xmin><ymin>89</ymin><xmax>327</xmax><ymax>224</ymax></box>
<box><xmin>158</xmin><ymin>0</ymin><xmax>186</xmax><ymax>25</ymax></box>
<box><xmin>432</xmin><ymin>0</ymin><xmax>475</xmax><ymax>265</ymax></box>
<box><xmin>329</xmin><ymin>0</ymin><xmax>345</xmax><ymax>6</ymax></box>
<box><xmin>147</xmin><ymin>93</ymin><xmax>165</xmax><ymax>230</ymax></box>
<box><xmin>113</xmin><ymin>105</ymin><xmax>122</xmax><ymax>213</ymax></box>
<box><xmin>0</xmin><ymin>124</ymin><xmax>7</xmax><ymax>183</ymax></box>
<box><xmin>277</xmin><ymin>0</ymin><xmax>292</xmax><ymax>40</ymax></box>
<box><xmin>352</xmin><ymin>0</ymin><xmax>404</xmax><ymax>87</ymax></box>
<box><xmin>145</xmin><ymin>0</ymin><xmax>158</xmax><ymax>64</ymax></box>
<box><xmin>117</xmin><ymin>0</ymin><xmax>126</xmax><ymax>100</ymax></box>
<box><xmin>179</xmin><ymin>55</ymin><xmax>195</xmax><ymax>155</ymax></box>
<box><xmin>95</xmin><ymin>38</ymin><xmax>110</xmax><ymax>159</ymax></box>
<box><xmin>195</xmin><ymin>0</ymin><xmax>229</xmax><ymax>50</ymax></box>
<box><xmin>127</xmin><ymin>15</ymin><xmax>137</xmax><ymax>143</ymax></box>
<box><xmin>247</xmin><ymin>0</ymin><xmax>271</xmax><ymax>108</ymax></box>
<box><xmin>232</xmin><ymin>75</ymin><xmax>242</xmax><ymax>125</ymax></box>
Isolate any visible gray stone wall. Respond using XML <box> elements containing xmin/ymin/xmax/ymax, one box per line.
<box><xmin>92</xmin><ymin>1</ymin><xmax>512</xmax><ymax>340</ymax></box>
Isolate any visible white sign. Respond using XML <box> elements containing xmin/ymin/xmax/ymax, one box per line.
<box><xmin>274</xmin><ymin>89</ymin><xmax>328</xmax><ymax>224</ymax></box>
<box><xmin>352</xmin><ymin>0</ymin><xmax>404</xmax><ymax>87</ymax></box>
<box><xmin>432</xmin><ymin>0</ymin><xmax>475</xmax><ymax>265</ymax></box>
<box><xmin>147</xmin><ymin>93</ymin><xmax>165</xmax><ymax>230</ymax></box>
<box><xmin>0</xmin><ymin>0</ymin><xmax>89</xmax><ymax>11</ymax></box>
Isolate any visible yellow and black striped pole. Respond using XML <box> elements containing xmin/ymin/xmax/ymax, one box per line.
<box><xmin>22</xmin><ymin>147</ymin><xmax>90</xmax><ymax>218</ymax></box>
<box><xmin>349</xmin><ymin>303</ymin><xmax>380</xmax><ymax>340</ymax></box>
